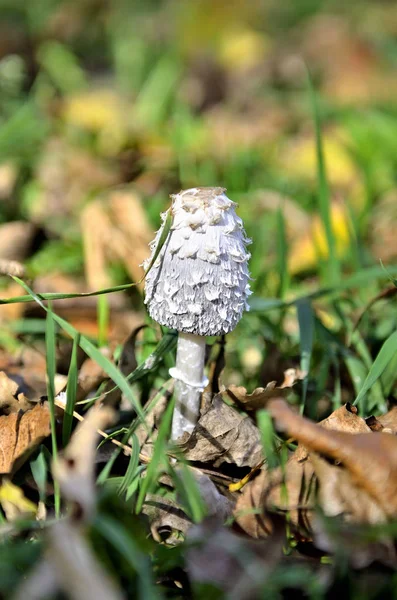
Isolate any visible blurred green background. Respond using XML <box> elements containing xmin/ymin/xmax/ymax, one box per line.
<box><xmin>1</xmin><ymin>0</ymin><xmax>397</xmax><ymax>406</ymax></box>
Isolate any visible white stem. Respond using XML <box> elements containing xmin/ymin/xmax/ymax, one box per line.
<box><xmin>169</xmin><ymin>333</ymin><xmax>208</xmax><ymax>441</ymax></box>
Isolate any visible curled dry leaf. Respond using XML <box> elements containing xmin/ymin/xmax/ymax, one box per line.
<box><xmin>375</xmin><ymin>406</ymin><xmax>397</xmax><ymax>434</ymax></box>
<box><xmin>0</xmin><ymin>480</ymin><xmax>37</xmax><ymax>521</ymax></box>
<box><xmin>234</xmin><ymin>401</ymin><xmax>375</xmax><ymax>538</ymax></box>
<box><xmin>296</xmin><ymin>401</ymin><xmax>371</xmax><ymax>461</ymax></box>
<box><xmin>225</xmin><ymin>367</ymin><xmax>305</xmax><ymax>412</ymax></box>
<box><xmin>269</xmin><ymin>399</ymin><xmax>397</xmax><ymax>520</ymax></box>
<box><xmin>0</xmin><ymin>402</ymin><xmax>51</xmax><ymax>475</ymax></box>
<box><xmin>52</xmin><ymin>405</ymin><xmax>115</xmax><ymax>518</ymax></box>
<box><xmin>182</xmin><ymin>394</ymin><xmax>263</xmax><ymax>468</ymax></box>
<box><xmin>0</xmin><ymin>371</ymin><xmax>32</xmax><ymax>414</ymax></box>
<box><xmin>81</xmin><ymin>189</ymin><xmax>152</xmax><ymax>292</ymax></box>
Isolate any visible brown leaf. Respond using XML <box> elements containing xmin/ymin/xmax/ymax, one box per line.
<box><xmin>182</xmin><ymin>394</ymin><xmax>263</xmax><ymax>467</ymax></box>
<box><xmin>226</xmin><ymin>367</ymin><xmax>304</xmax><ymax>412</ymax></box>
<box><xmin>310</xmin><ymin>453</ymin><xmax>387</xmax><ymax>525</ymax></box>
<box><xmin>0</xmin><ymin>221</ymin><xmax>36</xmax><ymax>261</ymax></box>
<box><xmin>108</xmin><ymin>189</ymin><xmax>153</xmax><ymax>287</ymax></box>
<box><xmin>80</xmin><ymin>188</ymin><xmax>152</xmax><ymax>292</ymax></box>
<box><xmin>235</xmin><ymin>402</ymin><xmax>375</xmax><ymax>538</ymax></box>
<box><xmin>234</xmin><ymin>455</ymin><xmax>316</xmax><ymax>539</ymax></box>
<box><xmin>0</xmin><ymin>404</ymin><xmax>51</xmax><ymax>474</ymax></box>
<box><xmin>268</xmin><ymin>399</ymin><xmax>397</xmax><ymax>520</ymax></box>
<box><xmin>296</xmin><ymin>402</ymin><xmax>371</xmax><ymax>461</ymax></box>
<box><xmin>376</xmin><ymin>406</ymin><xmax>397</xmax><ymax>434</ymax></box>
<box><xmin>0</xmin><ymin>371</ymin><xmax>34</xmax><ymax>414</ymax></box>
<box><xmin>0</xmin><ymin>403</ymin><xmax>51</xmax><ymax>475</ymax></box>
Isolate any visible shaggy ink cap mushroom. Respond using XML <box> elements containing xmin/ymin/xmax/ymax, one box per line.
<box><xmin>144</xmin><ymin>187</ymin><xmax>252</xmax><ymax>336</ymax></box>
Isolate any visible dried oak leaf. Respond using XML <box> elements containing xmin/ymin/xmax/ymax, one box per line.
<box><xmin>182</xmin><ymin>393</ymin><xmax>263</xmax><ymax>467</ymax></box>
<box><xmin>269</xmin><ymin>399</ymin><xmax>397</xmax><ymax>520</ymax></box>
<box><xmin>296</xmin><ymin>401</ymin><xmax>371</xmax><ymax>461</ymax></box>
<box><xmin>375</xmin><ymin>406</ymin><xmax>397</xmax><ymax>434</ymax></box>
<box><xmin>234</xmin><ymin>454</ymin><xmax>316</xmax><ymax>539</ymax></box>
<box><xmin>0</xmin><ymin>371</ymin><xmax>30</xmax><ymax>414</ymax></box>
<box><xmin>0</xmin><ymin>403</ymin><xmax>51</xmax><ymax>475</ymax></box>
<box><xmin>235</xmin><ymin>402</ymin><xmax>373</xmax><ymax>538</ymax></box>
<box><xmin>226</xmin><ymin>368</ymin><xmax>304</xmax><ymax>412</ymax></box>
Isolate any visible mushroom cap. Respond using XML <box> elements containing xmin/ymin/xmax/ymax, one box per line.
<box><xmin>144</xmin><ymin>187</ymin><xmax>252</xmax><ymax>336</ymax></box>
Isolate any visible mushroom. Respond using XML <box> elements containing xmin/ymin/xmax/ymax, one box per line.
<box><xmin>144</xmin><ymin>187</ymin><xmax>251</xmax><ymax>440</ymax></box>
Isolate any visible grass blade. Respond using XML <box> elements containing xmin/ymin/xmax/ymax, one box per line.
<box><xmin>307</xmin><ymin>68</ymin><xmax>340</xmax><ymax>286</ymax></box>
<box><xmin>94</xmin><ymin>515</ymin><xmax>160</xmax><ymax>600</ymax></box>
<box><xmin>257</xmin><ymin>410</ymin><xmax>278</xmax><ymax>470</ymax></box>
<box><xmin>296</xmin><ymin>299</ymin><xmax>314</xmax><ymax>413</ymax></box>
<box><xmin>276</xmin><ymin>207</ymin><xmax>290</xmax><ymax>299</ymax></box>
<box><xmin>135</xmin><ymin>397</ymin><xmax>174</xmax><ymax>514</ymax></box>
<box><xmin>354</xmin><ymin>330</ymin><xmax>397</xmax><ymax>410</ymax></box>
<box><xmin>97</xmin><ymin>295</ymin><xmax>109</xmax><ymax>347</ymax></box>
<box><xmin>12</xmin><ymin>277</ymin><xmax>146</xmax><ymax>424</ymax></box>
<box><xmin>30</xmin><ymin>448</ymin><xmax>48</xmax><ymax>504</ymax></box>
<box><xmin>118</xmin><ymin>434</ymin><xmax>140</xmax><ymax>498</ymax></box>
<box><xmin>62</xmin><ymin>332</ymin><xmax>80</xmax><ymax>446</ymax></box>
<box><xmin>45</xmin><ymin>305</ymin><xmax>60</xmax><ymax>516</ymax></box>
<box><xmin>169</xmin><ymin>463</ymin><xmax>207</xmax><ymax>523</ymax></box>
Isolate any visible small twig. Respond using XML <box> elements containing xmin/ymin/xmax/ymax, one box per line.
<box><xmin>54</xmin><ymin>400</ymin><xmax>151</xmax><ymax>463</ymax></box>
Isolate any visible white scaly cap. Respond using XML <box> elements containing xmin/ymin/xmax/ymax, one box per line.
<box><xmin>144</xmin><ymin>187</ymin><xmax>252</xmax><ymax>336</ymax></box>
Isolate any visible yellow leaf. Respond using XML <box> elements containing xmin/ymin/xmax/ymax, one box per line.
<box><xmin>218</xmin><ymin>29</ymin><xmax>269</xmax><ymax>71</ymax></box>
<box><xmin>62</xmin><ymin>90</ymin><xmax>128</xmax><ymax>154</ymax></box>
<box><xmin>0</xmin><ymin>480</ymin><xmax>37</xmax><ymax>520</ymax></box>
<box><xmin>288</xmin><ymin>203</ymin><xmax>350</xmax><ymax>274</ymax></box>
<box><xmin>283</xmin><ymin>132</ymin><xmax>358</xmax><ymax>189</ymax></box>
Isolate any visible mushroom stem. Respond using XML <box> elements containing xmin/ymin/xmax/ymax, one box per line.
<box><xmin>169</xmin><ymin>333</ymin><xmax>208</xmax><ymax>440</ymax></box>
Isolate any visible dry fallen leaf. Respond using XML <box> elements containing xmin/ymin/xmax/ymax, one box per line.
<box><xmin>269</xmin><ymin>399</ymin><xmax>397</xmax><ymax>520</ymax></box>
<box><xmin>0</xmin><ymin>480</ymin><xmax>37</xmax><ymax>521</ymax></box>
<box><xmin>234</xmin><ymin>401</ymin><xmax>377</xmax><ymax>538</ymax></box>
<box><xmin>375</xmin><ymin>406</ymin><xmax>397</xmax><ymax>434</ymax></box>
<box><xmin>225</xmin><ymin>367</ymin><xmax>305</xmax><ymax>412</ymax></box>
<box><xmin>81</xmin><ymin>188</ymin><xmax>152</xmax><ymax>292</ymax></box>
<box><xmin>0</xmin><ymin>221</ymin><xmax>36</xmax><ymax>262</ymax></box>
<box><xmin>0</xmin><ymin>402</ymin><xmax>51</xmax><ymax>475</ymax></box>
<box><xmin>182</xmin><ymin>393</ymin><xmax>263</xmax><ymax>467</ymax></box>
<box><xmin>0</xmin><ymin>371</ymin><xmax>33</xmax><ymax>414</ymax></box>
